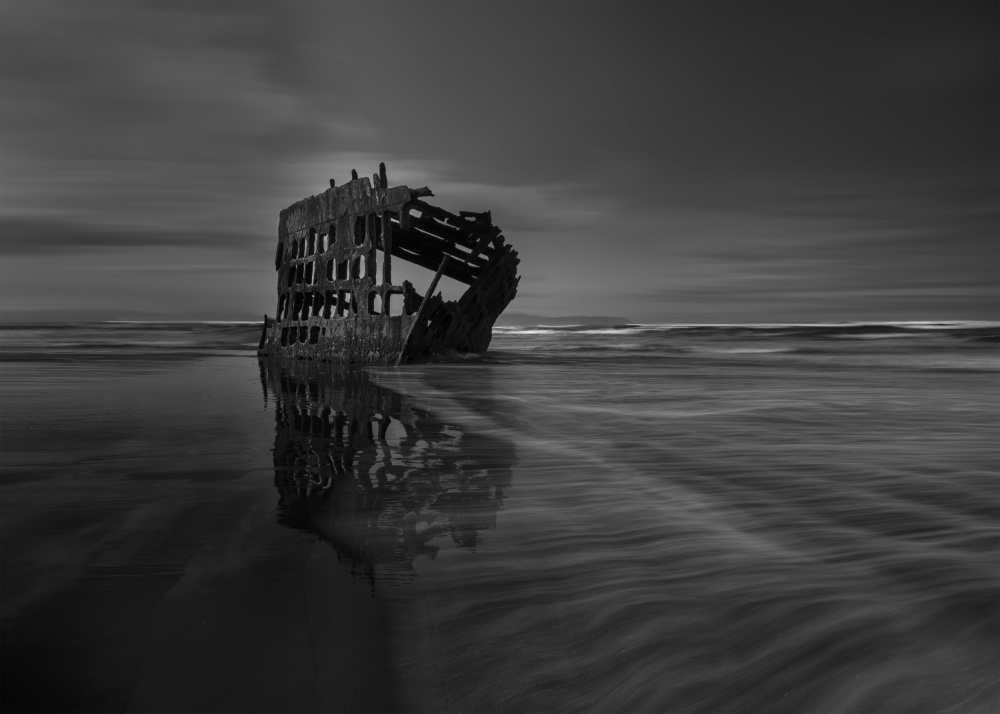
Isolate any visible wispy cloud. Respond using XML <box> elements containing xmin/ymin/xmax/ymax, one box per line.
<box><xmin>0</xmin><ymin>2</ymin><xmax>372</xmax><ymax>250</ymax></box>
<box><xmin>283</xmin><ymin>152</ymin><xmax>613</xmax><ymax>235</ymax></box>
<box><xmin>1</xmin><ymin>2</ymin><xmax>994</xmax><ymax>322</ymax></box>
<box><xmin>0</xmin><ymin>216</ymin><xmax>253</xmax><ymax>255</ymax></box>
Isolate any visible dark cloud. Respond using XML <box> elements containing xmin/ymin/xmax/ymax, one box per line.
<box><xmin>0</xmin><ymin>1</ymin><xmax>316</xmax><ymax>164</ymax></box>
<box><xmin>0</xmin><ymin>1</ymin><xmax>996</xmax><ymax>321</ymax></box>
<box><xmin>0</xmin><ymin>216</ymin><xmax>256</xmax><ymax>255</ymax></box>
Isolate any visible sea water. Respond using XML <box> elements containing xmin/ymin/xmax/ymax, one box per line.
<box><xmin>1</xmin><ymin>321</ymin><xmax>997</xmax><ymax>712</ymax></box>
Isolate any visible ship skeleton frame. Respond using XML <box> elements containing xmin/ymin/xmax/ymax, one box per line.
<box><xmin>257</xmin><ymin>163</ymin><xmax>519</xmax><ymax>364</ymax></box>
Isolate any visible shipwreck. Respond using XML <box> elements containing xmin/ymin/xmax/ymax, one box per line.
<box><xmin>257</xmin><ymin>163</ymin><xmax>519</xmax><ymax>364</ymax></box>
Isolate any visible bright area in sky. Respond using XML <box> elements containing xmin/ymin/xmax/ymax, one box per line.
<box><xmin>0</xmin><ymin>1</ymin><xmax>996</xmax><ymax>323</ymax></box>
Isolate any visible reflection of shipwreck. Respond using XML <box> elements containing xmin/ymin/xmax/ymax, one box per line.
<box><xmin>261</xmin><ymin>360</ymin><xmax>516</xmax><ymax>585</ymax></box>
<box><xmin>257</xmin><ymin>163</ymin><xmax>519</xmax><ymax>364</ymax></box>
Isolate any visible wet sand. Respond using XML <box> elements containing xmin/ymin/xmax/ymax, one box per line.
<box><xmin>3</xmin><ymin>322</ymin><xmax>998</xmax><ymax>713</ymax></box>
<box><xmin>1</xmin><ymin>358</ymin><xmax>399</xmax><ymax>713</ymax></box>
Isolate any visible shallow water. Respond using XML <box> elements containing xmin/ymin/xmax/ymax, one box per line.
<box><xmin>1</xmin><ymin>322</ymin><xmax>997</xmax><ymax>712</ymax></box>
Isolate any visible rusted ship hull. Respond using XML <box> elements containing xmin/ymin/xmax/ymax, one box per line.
<box><xmin>257</xmin><ymin>164</ymin><xmax>519</xmax><ymax>364</ymax></box>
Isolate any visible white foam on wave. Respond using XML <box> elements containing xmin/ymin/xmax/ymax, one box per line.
<box><xmin>103</xmin><ymin>320</ymin><xmax>262</xmax><ymax>325</ymax></box>
<box><xmin>575</xmin><ymin>328</ymin><xmax>645</xmax><ymax>335</ymax></box>
<box><xmin>495</xmin><ymin>328</ymin><xmax>570</xmax><ymax>336</ymax></box>
<box><xmin>493</xmin><ymin>326</ymin><xmax>646</xmax><ymax>336</ymax></box>
<box><xmin>690</xmin><ymin>346</ymin><xmax>796</xmax><ymax>354</ymax></box>
<box><xmin>832</xmin><ymin>333</ymin><xmax>915</xmax><ymax>340</ymax></box>
<box><xmin>880</xmin><ymin>320</ymin><xmax>999</xmax><ymax>329</ymax></box>
<box><xmin>592</xmin><ymin>320</ymin><xmax>1000</xmax><ymax>330</ymax></box>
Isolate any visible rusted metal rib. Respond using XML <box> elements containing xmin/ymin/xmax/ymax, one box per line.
<box><xmin>395</xmin><ymin>256</ymin><xmax>450</xmax><ymax>366</ymax></box>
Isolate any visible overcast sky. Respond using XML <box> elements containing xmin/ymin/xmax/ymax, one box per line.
<box><xmin>1</xmin><ymin>1</ymin><xmax>996</xmax><ymax>323</ymax></box>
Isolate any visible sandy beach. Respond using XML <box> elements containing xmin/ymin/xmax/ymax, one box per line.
<box><xmin>2</xmin><ymin>322</ymin><xmax>998</xmax><ymax>712</ymax></box>
<box><xmin>1</xmin><ymin>356</ymin><xmax>401</xmax><ymax>713</ymax></box>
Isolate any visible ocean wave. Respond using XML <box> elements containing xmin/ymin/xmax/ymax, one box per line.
<box><xmin>1</xmin><ymin>321</ymin><xmax>995</xmax><ymax>369</ymax></box>
<box><xmin>688</xmin><ymin>346</ymin><xmax>797</xmax><ymax>354</ymax></box>
<box><xmin>0</xmin><ymin>322</ymin><xmax>262</xmax><ymax>361</ymax></box>
<box><xmin>492</xmin><ymin>321</ymin><xmax>1000</xmax><ymax>342</ymax></box>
